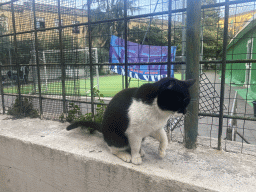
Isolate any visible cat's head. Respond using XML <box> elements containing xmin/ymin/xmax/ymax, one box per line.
<box><xmin>156</xmin><ymin>78</ymin><xmax>196</xmax><ymax>114</ymax></box>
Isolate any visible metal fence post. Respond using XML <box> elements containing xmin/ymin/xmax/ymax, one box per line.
<box><xmin>218</xmin><ymin>0</ymin><xmax>229</xmax><ymax>150</ymax></box>
<box><xmin>181</xmin><ymin>0</ymin><xmax>186</xmax><ymax>80</ymax></box>
<box><xmin>11</xmin><ymin>2</ymin><xmax>22</xmax><ymax>114</ymax></box>
<box><xmin>184</xmin><ymin>0</ymin><xmax>201</xmax><ymax>149</ymax></box>
<box><xmin>0</xmin><ymin>64</ymin><xmax>5</xmax><ymax>114</ymax></box>
<box><xmin>32</xmin><ymin>0</ymin><xmax>43</xmax><ymax>118</ymax></box>
<box><xmin>166</xmin><ymin>0</ymin><xmax>173</xmax><ymax>142</ymax></box>
<box><xmin>87</xmin><ymin>0</ymin><xmax>94</xmax><ymax>118</ymax></box>
<box><xmin>124</xmin><ymin>0</ymin><xmax>129</xmax><ymax>89</ymax></box>
<box><xmin>57</xmin><ymin>0</ymin><xmax>66</xmax><ymax>115</ymax></box>
<box><xmin>167</xmin><ymin>0</ymin><xmax>172</xmax><ymax>78</ymax></box>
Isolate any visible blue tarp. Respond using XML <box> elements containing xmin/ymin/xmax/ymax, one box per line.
<box><xmin>109</xmin><ymin>35</ymin><xmax>176</xmax><ymax>82</ymax></box>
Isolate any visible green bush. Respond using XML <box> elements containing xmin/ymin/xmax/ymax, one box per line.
<box><xmin>60</xmin><ymin>88</ymin><xmax>106</xmax><ymax>132</ymax></box>
<box><xmin>8</xmin><ymin>97</ymin><xmax>39</xmax><ymax>118</ymax></box>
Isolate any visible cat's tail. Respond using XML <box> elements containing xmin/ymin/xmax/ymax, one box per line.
<box><xmin>66</xmin><ymin>121</ymin><xmax>102</xmax><ymax>133</ymax></box>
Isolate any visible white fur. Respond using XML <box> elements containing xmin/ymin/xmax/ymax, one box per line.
<box><xmin>125</xmin><ymin>98</ymin><xmax>177</xmax><ymax>164</ymax></box>
<box><xmin>126</xmin><ymin>98</ymin><xmax>174</xmax><ymax>137</ymax></box>
<box><xmin>109</xmin><ymin>98</ymin><xmax>182</xmax><ymax>165</ymax></box>
<box><xmin>108</xmin><ymin>144</ymin><xmax>145</xmax><ymax>163</ymax></box>
<box><xmin>109</xmin><ymin>146</ymin><xmax>132</xmax><ymax>163</ymax></box>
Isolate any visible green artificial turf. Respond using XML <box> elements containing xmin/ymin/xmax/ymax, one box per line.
<box><xmin>79</xmin><ymin>73</ymin><xmax>181</xmax><ymax>97</ymax></box>
<box><xmin>79</xmin><ymin>75</ymin><xmax>149</xmax><ymax>97</ymax></box>
<box><xmin>3</xmin><ymin>74</ymin><xmax>182</xmax><ymax>97</ymax></box>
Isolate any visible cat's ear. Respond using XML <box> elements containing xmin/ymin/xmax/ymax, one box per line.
<box><xmin>184</xmin><ymin>79</ymin><xmax>196</xmax><ymax>88</ymax></box>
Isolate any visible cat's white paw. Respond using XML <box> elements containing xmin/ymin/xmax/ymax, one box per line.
<box><xmin>132</xmin><ymin>154</ymin><xmax>142</xmax><ymax>165</ymax></box>
<box><xmin>140</xmin><ymin>149</ymin><xmax>145</xmax><ymax>157</ymax></box>
<box><xmin>116</xmin><ymin>152</ymin><xmax>132</xmax><ymax>163</ymax></box>
<box><xmin>158</xmin><ymin>149</ymin><xmax>166</xmax><ymax>159</ymax></box>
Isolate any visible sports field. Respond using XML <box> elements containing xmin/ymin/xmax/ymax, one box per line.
<box><xmin>3</xmin><ymin>74</ymin><xmax>182</xmax><ymax>97</ymax></box>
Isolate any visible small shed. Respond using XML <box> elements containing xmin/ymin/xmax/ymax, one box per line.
<box><xmin>226</xmin><ymin>15</ymin><xmax>256</xmax><ymax>96</ymax></box>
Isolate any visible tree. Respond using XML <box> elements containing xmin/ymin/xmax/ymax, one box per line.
<box><xmin>80</xmin><ymin>0</ymin><xmax>140</xmax><ymax>66</ymax></box>
<box><xmin>128</xmin><ymin>20</ymin><xmax>184</xmax><ymax>56</ymax></box>
<box><xmin>201</xmin><ymin>0</ymin><xmax>224</xmax><ymax>61</ymax></box>
<box><xmin>128</xmin><ymin>24</ymin><xmax>168</xmax><ymax>46</ymax></box>
<box><xmin>88</xmin><ymin>0</ymin><xmax>138</xmax><ymax>48</ymax></box>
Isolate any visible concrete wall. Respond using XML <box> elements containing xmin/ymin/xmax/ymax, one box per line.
<box><xmin>0</xmin><ymin>115</ymin><xmax>256</xmax><ymax>192</ymax></box>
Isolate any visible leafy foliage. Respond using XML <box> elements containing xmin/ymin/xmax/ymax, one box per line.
<box><xmin>128</xmin><ymin>24</ymin><xmax>168</xmax><ymax>46</ymax></box>
<box><xmin>201</xmin><ymin>0</ymin><xmax>224</xmax><ymax>60</ymax></box>
<box><xmin>89</xmin><ymin>0</ymin><xmax>138</xmax><ymax>48</ymax></box>
<box><xmin>8</xmin><ymin>97</ymin><xmax>39</xmax><ymax>118</ymax></box>
<box><xmin>60</xmin><ymin>88</ymin><xmax>106</xmax><ymax>132</ymax></box>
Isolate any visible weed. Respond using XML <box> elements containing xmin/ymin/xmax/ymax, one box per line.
<box><xmin>60</xmin><ymin>88</ymin><xmax>107</xmax><ymax>131</ymax></box>
<box><xmin>8</xmin><ymin>97</ymin><xmax>39</xmax><ymax>118</ymax></box>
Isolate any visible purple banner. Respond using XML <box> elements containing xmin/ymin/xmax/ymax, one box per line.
<box><xmin>109</xmin><ymin>35</ymin><xmax>176</xmax><ymax>81</ymax></box>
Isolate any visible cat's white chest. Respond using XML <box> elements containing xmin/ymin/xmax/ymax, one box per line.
<box><xmin>126</xmin><ymin>98</ymin><xmax>173</xmax><ymax>137</ymax></box>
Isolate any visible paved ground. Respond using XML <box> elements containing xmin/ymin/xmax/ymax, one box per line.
<box><xmin>197</xmin><ymin>71</ymin><xmax>256</xmax><ymax>145</ymax></box>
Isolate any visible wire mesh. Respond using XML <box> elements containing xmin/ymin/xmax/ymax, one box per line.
<box><xmin>0</xmin><ymin>0</ymin><xmax>256</xmax><ymax>154</ymax></box>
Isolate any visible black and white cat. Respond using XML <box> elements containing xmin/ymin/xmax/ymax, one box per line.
<box><xmin>67</xmin><ymin>77</ymin><xmax>195</xmax><ymax>165</ymax></box>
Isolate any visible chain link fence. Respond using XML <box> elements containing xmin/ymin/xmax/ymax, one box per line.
<box><xmin>0</xmin><ymin>0</ymin><xmax>256</xmax><ymax>154</ymax></box>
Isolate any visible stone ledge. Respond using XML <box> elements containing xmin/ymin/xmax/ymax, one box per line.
<box><xmin>0</xmin><ymin>114</ymin><xmax>255</xmax><ymax>192</ymax></box>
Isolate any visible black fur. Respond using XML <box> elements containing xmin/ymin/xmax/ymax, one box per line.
<box><xmin>66</xmin><ymin>121</ymin><xmax>102</xmax><ymax>133</ymax></box>
<box><xmin>67</xmin><ymin>77</ymin><xmax>195</xmax><ymax>148</ymax></box>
